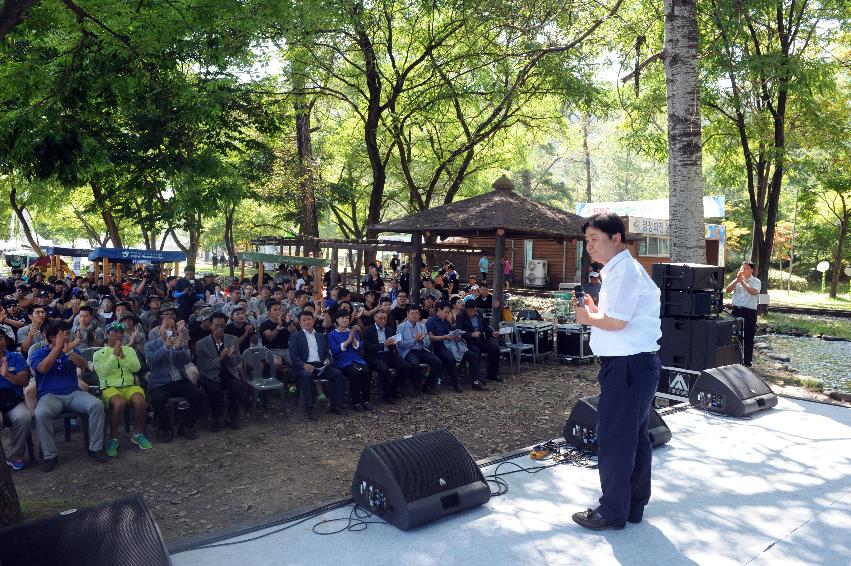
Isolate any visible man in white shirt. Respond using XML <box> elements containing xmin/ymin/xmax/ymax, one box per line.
<box><xmin>725</xmin><ymin>261</ymin><xmax>761</xmax><ymax>367</ymax></box>
<box><xmin>571</xmin><ymin>212</ymin><xmax>662</xmax><ymax>531</ymax></box>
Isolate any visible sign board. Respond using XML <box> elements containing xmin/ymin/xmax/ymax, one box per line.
<box><xmin>845</xmin><ymin>266</ymin><xmax>851</xmax><ymax>277</ymax></box>
<box><xmin>816</xmin><ymin>261</ymin><xmax>830</xmax><ymax>273</ymax></box>
<box><xmin>72</xmin><ymin>257</ymin><xmax>81</xmax><ymax>275</ymax></box>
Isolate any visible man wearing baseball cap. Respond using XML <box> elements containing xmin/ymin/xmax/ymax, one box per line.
<box><xmin>93</xmin><ymin>322</ymin><xmax>152</xmax><ymax>457</ymax></box>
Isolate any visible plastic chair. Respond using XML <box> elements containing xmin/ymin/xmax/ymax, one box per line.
<box><xmin>242</xmin><ymin>346</ymin><xmax>286</xmax><ymax>416</ymax></box>
<box><xmin>498</xmin><ymin>323</ymin><xmax>534</xmax><ymax>374</ymax></box>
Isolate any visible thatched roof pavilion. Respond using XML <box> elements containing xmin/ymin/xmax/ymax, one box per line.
<box><xmin>370</xmin><ymin>174</ymin><xmax>587</xmax><ymax>309</ymax></box>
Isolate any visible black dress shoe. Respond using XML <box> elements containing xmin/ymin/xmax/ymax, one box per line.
<box><xmin>488</xmin><ymin>375</ymin><xmax>503</xmax><ymax>382</ymax></box>
<box><xmin>42</xmin><ymin>458</ymin><xmax>58</xmax><ymax>473</ymax></box>
<box><xmin>330</xmin><ymin>405</ymin><xmax>344</xmax><ymax>415</ymax></box>
<box><xmin>453</xmin><ymin>384</ymin><xmax>463</xmax><ymax>393</ymax></box>
<box><xmin>226</xmin><ymin>418</ymin><xmax>241</xmax><ymax>430</ymax></box>
<box><xmin>178</xmin><ymin>427</ymin><xmax>199</xmax><ymax>440</ymax></box>
<box><xmin>383</xmin><ymin>396</ymin><xmax>396</xmax><ymax>405</ymax></box>
<box><xmin>362</xmin><ymin>402</ymin><xmax>373</xmax><ymax>411</ymax></box>
<box><xmin>305</xmin><ymin>407</ymin><xmax>318</xmax><ymax>421</ymax></box>
<box><xmin>353</xmin><ymin>403</ymin><xmax>364</xmax><ymax>412</ymax></box>
<box><xmin>424</xmin><ymin>385</ymin><xmax>439</xmax><ymax>395</ymax></box>
<box><xmin>572</xmin><ymin>508</ymin><xmax>624</xmax><ymax>530</ymax></box>
<box><xmin>88</xmin><ymin>450</ymin><xmax>109</xmax><ymax>463</ymax></box>
<box><xmin>472</xmin><ymin>380</ymin><xmax>489</xmax><ymax>391</ymax></box>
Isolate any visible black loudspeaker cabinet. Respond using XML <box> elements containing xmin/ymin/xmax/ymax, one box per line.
<box><xmin>351</xmin><ymin>429</ymin><xmax>491</xmax><ymax>530</ymax></box>
<box><xmin>661</xmin><ymin>290</ymin><xmax>723</xmax><ymax>317</ymax></box>
<box><xmin>661</xmin><ymin>316</ymin><xmax>740</xmax><ymax>371</ymax></box>
<box><xmin>556</xmin><ymin>324</ymin><xmax>593</xmax><ymax>360</ymax></box>
<box><xmin>653</xmin><ymin>263</ymin><xmax>725</xmax><ymax>292</ymax></box>
<box><xmin>690</xmin><ymin>364</ymin><xmax>778</xmax><ymax>417</ymax></box>
<box><xmin>0</xmin><ymin>496</ymin><xmax>171</xmax><ymax>566</ymax></box>
<box><xmin>563</xmin><ymin>395</ymin><xmax>672</xmax><ymax>451</ymax></box>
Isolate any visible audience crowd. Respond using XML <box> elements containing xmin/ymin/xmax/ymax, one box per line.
<box><xmin>0</xmin><ymin>258</ymin><xmax>504</xmax><ymax>473</ymax></box>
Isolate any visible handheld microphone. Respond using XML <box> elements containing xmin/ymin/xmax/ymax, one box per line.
<box><xmin>574</xmin><ymin>284</ymin><xmax>585</xmax><ymax>308</ymax></box>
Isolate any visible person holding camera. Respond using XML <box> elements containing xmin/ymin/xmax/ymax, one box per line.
<box><xmin>725</xmin><ymin>261</ymin><xmax>761</xmax><ymax>367</ymax></box>
<box><xmin>144</xmin><ymin>317</ymin><xmax>205</xmax><ymax>442</ymax></box>
<box><xmin>571</xmin><ymin>212</ymin><xmax>661</xmax><ymax>530</ymax></box>
<box><xmin>94</xmin><ymin>322</ymin><xmax>151</xmax><ymax>458</ymax></box>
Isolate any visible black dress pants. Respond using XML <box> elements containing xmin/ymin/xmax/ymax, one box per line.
<box><xmin>199</xmin><ymin>370</ymin><xmax>248</xmax><ymax>422</ymax></box>
<box><xmin>148</xmin><ymin>380</ymin><xmax>206</xmax><ymax>431</ymax></box>
<box><xmin>467</xmin><ymin>338</ymin><xmax>501</xmax><ymax>380</ymax></box>
<box><xmin>368</xmin><ymin>352</ymin><xmax>415</xmax><ymax>399</ymax></box>
<box><xmin>732</xmin><ymin>306</ymin><xmax>757</xmax><ymax>365</ymax></box>
<box><xmin>341</xmin><ymin>363</ymin><xmax>372</xmax><ymax>406</ymax></box>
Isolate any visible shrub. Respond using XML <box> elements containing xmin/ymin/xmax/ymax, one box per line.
<box><xmin>767</xmin><ymin>269</ymin><xmax>809</xmax><ymax>292</ymax></box>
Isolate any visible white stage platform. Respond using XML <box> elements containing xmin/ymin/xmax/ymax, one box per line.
<box><xmin>171</xmin><ymin>397</ymin><xmax>851</xmax><ymax>566</ymax></box>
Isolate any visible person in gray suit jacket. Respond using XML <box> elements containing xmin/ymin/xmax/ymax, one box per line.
<box><xmin>288</xmin><ymin>311</ymin><xmax>345</xmax><ymax>421</ymax></box>
<box><xmin>195</xmin><ymin>312</ymin><xmax>247</xmax><ymax>430</ymax></box>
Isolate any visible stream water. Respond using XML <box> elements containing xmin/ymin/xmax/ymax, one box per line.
<box><xmin>761</xmin><ymin>335</ymin><xmax>851</xmax><ymax>393</ymax></box>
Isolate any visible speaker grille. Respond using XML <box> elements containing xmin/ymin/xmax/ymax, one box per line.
<box><xmin>703</xmin><ymin>364</ymin><xmax>773</xmax><ymax>400</ymax></box>
<box><xmin>0</xmin><ymin>496</ymin><xmax>170</xmax><ymax>566</ymax></box>
<box><xmin>371</xmin><ymin>430</ymin><xmax>483</xmax><ymax>503</ymax></box>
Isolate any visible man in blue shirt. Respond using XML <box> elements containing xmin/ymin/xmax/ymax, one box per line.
<box><xmin>426</xmin><ymin>302</ymin><xmax>487</xmax><ymax>392</ymax></box>
<box><xmin>396</xmin><ymin>306</ymin><xmax>442</xmax><ymax>395</ymax></box>
<box><xmin>32</xmin><ymin>321</ymin><xmax>107</xmax><ymax>472</ymax></box>
<box><xmin>1</xmin><ymin>327</ymin><xmax>31</xmax><ymax>470</ymax></box>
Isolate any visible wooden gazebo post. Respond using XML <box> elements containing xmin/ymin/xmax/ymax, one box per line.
<box><xmin>103</xmin><ymin>257</ymin><xmax>110</xmax><ymax>284</ymax></box>
<box><xmin>257</xmin><ymin>260</ymin><xmax>265</xmax><ymax>285</ymax></box>
<box><xmin>410</xmin><ymin>231</ymin><xmax>423</xmax><ymax>298</ymax></box>
<box><xmin>491</xmin><ymin>174</ymin><xmax>514</xmax><ymax>315</ymax></box>
<box><xmin>330</xmin><ymin>246</ymin><xmax>339</xmax><ymax>288</ymax></box>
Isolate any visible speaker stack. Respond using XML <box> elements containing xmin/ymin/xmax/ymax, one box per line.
<box><xmin>653</xmin><ymin>263</ymin><xmax>742</xmax><ymax>403</ymax></box>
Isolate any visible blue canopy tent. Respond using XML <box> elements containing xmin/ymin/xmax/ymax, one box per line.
<box><xmin>87</xmin><ymin>248</ymin><xmax>187</xmax><ymax>283</ymax></box>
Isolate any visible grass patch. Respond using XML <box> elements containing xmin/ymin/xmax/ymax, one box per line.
<box><xmin>767</xmin><ymin>289</ymin><xmax>851</xmax><ymax>310</ymax></box>
<box><xmin>761</xmin><ymin>312</ymin><xmax>851</xmax><ymax>340</ymax></box>
<box><xmin>18</xmin><ymin>496</ymin><xmax>95</xmax><ymax>521</ymax></box>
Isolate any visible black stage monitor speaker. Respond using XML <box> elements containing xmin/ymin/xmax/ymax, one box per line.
<box><xmin>653</xmin><ymin>263</ymin><xmax>724</xmax><ymax>292</ymax></box>
<box><xmin>563</xmin><ymin>395</ymin><xmax>672</xmax><ymax>451</ymax></box>
<box><xmin>689</xmin><ymin>364</ymin><xmax>778</xmax><ymax>417</ymax></box>
<box><xmin>0</xmin><ymin>496</ymin><xmax>171</xmax><ymax>566</ymax></box>
<box><xmin>661</xmin><ymin>316</ymin><xmax>739</xmax><ymax>371</ymax></box>
<box><xmin>351</xmin><ymin>429</ymin><xmax>490</xmax><ymax>530</ymax></box>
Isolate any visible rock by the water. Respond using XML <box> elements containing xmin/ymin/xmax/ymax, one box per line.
<box><xmin>828</xmin><ymin>391</ymin><xmax>851</xmax><ymax>402</ymax></box>
<box><xmin>755</xmin><ymin>343</ymin><xmax>771</xmax><ymax>350</ymax></box>
<box><xmin>767</xmin><ymin>353</ymin><xmax>791</xmax><ymax>362</ymax></box>
<box><xmin>822</xmin><ymin>335</ymin><xmax>846</xmax><ymax>342</ymax></box>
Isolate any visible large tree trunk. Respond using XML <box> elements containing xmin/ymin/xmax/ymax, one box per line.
<box><xmin>829</xmin><ymin>202</ymin><xmax>849</xmax><ymax>299</ymax></box>
<box><xmin>0</xmin><ymin>434</ymin><xmax>22</xmax><ymax>527</ymax></box>
<box><xmin>9</xmin><ymin>178</ymin><xmax>42</xmax><ymax>255</ymax></box>
<box><xmin>663</xmin><ymin>0</ymin><xmax>705</xmax><ymax>264</ymax></box>
<box><xmin>90</xmin><ymin>180</ymin><xmax>122</xmax><ymax>248</ymax></box>
<box><xmin>295</xmin><ymin>90</ymin><xmax>320</xmax><ymax>256</ymax></box>
<box><xmin>355</xmin><ymin>17</ymin><xmax>385</xmax><ymax>261</ymax></box>
<box><xmin>224</xmin><ymin>204</ymin><xmax>236</xmax><ymax>278</ymax></box>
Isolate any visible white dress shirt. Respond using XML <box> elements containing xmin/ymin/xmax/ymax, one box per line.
<box><xmin>589</xmin><ymin>249</ymin><xmax>661</xmax><ymax>356</ymax></box>
<box><xmin>304</xmin><ymin>329</ymin><xmax>321</xmax><ymax>363</ymax></box>
<box><xmin>731</xmin><ymin>276</ymin><xmax>761</xmax><ymax>310</ymax></box>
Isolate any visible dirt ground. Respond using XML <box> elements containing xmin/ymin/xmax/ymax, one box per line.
<box><xmin>9</xmin><ymin>348</ymin><xmax>845</xmax><ymax>544</ymax></box>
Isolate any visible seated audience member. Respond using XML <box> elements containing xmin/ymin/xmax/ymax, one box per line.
<box><xmin>420</xmin><ymin>294</ymin><xmax>437</xmax><ymax>320</ymax></box>
<box><xmin>188</xmin><ymin>307</ymin><xmax>213</xmax><ymax>351</ymax></box>
<box><xmin>288</xmin><ymin>311</ymin><xmax>346</xmax><ymax>421</ymax></box>
<box><xmin>327</xmin><ymin>311</ymin><xmax>372</xmax><ymax>412</ymax></box>
<box><xmin>363</xmin><ymin>310</ymin><xmax>413</xmax><ymax>403</ymax></box>
<box><xmin>426</xmin><ymin>302</ymin><xmax>486</xmax><ymax>392</ymax></box>
<box><xmin>93</xmin><ymin>322</ymin><xmax>152</xmax><ymax>458</ymax></box>
<box><xmin>389</xmin><ymin>292</ymin><xmax>410</xmax><ymax>325</ymax></box>
<box><xmin>396</xmin><ymin>305</ymin><xmax>443</xmax><ymax>395</ymax></box>
<box><xmin>147</xmin><ymin>302</ymin><xmax>178</xmax><ymax>342</ymax></box>
<box><xmin>224</xmin><ymin>307</ymin><xmax>256</xmax><ymax>353</ymax></box>
<box><xmin>419</xmin><ymin>278</ymin><xmax>442</xmax><ymax>303</ymax></box>
<box><xmin>140</xmin><ymin>295</ymin><xmax>162</xmax><ymax>333</ymax></box>
<box><xmin>220</xmin><ymin>289</ymin><xmax>242</xmax><ymax>318</ymax></box>
<box><xmin>289</xmin><ymin>290</ymin><xmax>310</xmax><ymax>321</ymax></box>
<box><xmin>457</xmin><ymin>300</ymin><xmax>502</xmax><ymax>382</ymax></box>
<box><xmin>260</xmin><ymin>301</ymin><xmax>291</xmax><ymax>372</ymax></box>
<box><xmin>196</xmin><ymin>313</ymin><xmax>247</xmax><ymax>431</ymax></box>
<box><xmin>463</xmin><ymin>275</ymin><xmax>478</xmax><ymax>293</ymax></box>
<box><xmin>70</xmin><ymin>305</ymin><xmax>104</xmax><ymax>348</ymax></box>
<box><xmin>386</xmin><ymin>279</ymin><xmax>401</xmax><ymax>303</ymax></box>
<box><xmin>32</xmin><ymin>321</ymin><xmax>107</xmax><ymax>471</ymax></box>
<box><xmin>17</xmin><ymin>304</ymin><xmax>46</xmax><ymax>355</ymax></box>
<box><xmin>144</xmin><ymin>318</ymin><xmax>205</xmax><ymax>442</ymax></box>
<box><xmin>323</xmin><ymin>286</ymin><xmax>340</xmax><ymax>311</ymax></box>
<box><xmin>1</xmin><ymin>328</ymin><xmax>32</xmax><ymax>470</ymax></box>
<box><xmin>475</xmin><ymin>284</ymin><xmax>493</xmax><ymax>310</ymax></box>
